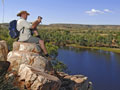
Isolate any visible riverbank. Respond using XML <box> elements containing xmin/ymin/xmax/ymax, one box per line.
<box><xmin>66</xmin><ymin>44</ymin><xmax>120</xmax><ymax>53</ymax></box>
<box><xmin>57</xmin><ymin>45</ymin><xmax>120</xmax><ymax>90</ymax></box>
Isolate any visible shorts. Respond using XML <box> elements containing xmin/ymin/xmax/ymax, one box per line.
<box><xmin>26</xmin><ymin>36</ymin><xmax>41</xmax><ymax>44</ymax></box>
<box><xmin>25</xmin><ymin>36</ymin><xmax>41</xmax><ymax>51</ymax></box>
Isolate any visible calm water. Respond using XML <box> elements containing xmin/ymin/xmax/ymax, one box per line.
<box><xmin>57</xmin><ymin>47</ymin><xmax>120</xmax><ymax>90</ymax></box>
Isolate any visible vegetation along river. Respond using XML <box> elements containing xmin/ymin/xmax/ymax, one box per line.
<box><xmin>57</xmin><ymin>47</ymin><xmax>120</xmax><ymax>90</ymax></box>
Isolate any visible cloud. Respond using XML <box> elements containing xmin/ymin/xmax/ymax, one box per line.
<box><xmin>85</xmin><ymin>9</ymin><xmax>112</xmax><ymax>16</ymax></box>
<box><xmin>104</xmin><ymin>9</ymin><xmax>112</xmax><ymax>13</ymax></box>
<box><xmin>85</xmin><ymin>9</ymin><xmax>104</xmax><ymax>16</ymax></box>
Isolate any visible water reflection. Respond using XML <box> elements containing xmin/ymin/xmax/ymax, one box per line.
<box><xmin>57</xmin><ymin>47</ymin><xmax>120</xmax><ymax>90</ymax></box>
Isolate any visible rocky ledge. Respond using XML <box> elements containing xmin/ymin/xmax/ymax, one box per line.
<box><xmin>0</xmin><ymin>41</ymin><xmax>92</xmax><ymax>90</ymax></box>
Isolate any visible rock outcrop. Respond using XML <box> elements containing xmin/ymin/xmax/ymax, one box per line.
<box><xmin>7</xmin><ymin>42</ymin><xmax>60</xmax><ymax>90</ymax></box>
<box><xmin>7</xmin><ymin>51</ymin><xmax>48</xmax><ymax>72</ymax></box>
<box><xmin>58</xmin><ymin>72</ymin><xmax>92</xmax><ymax>90</ymax></box>
<box><xmin>13</xmin><ymin>41</ymin><xmax>41</xmax><ymax>53</ymax></box>
<box><xmin>7</xmin><ymin>41</ymin><xmax>92</xmax><ymax>90</ymax></box>
<box><xmin>18</xmin><ymin>64</ymin><xmax>61</xmax><ymax>90</ymax></box>
<box><xmin>0</xmin><ymin>40</ymin><xmax>8</xmax><ymax>61</ymax></box>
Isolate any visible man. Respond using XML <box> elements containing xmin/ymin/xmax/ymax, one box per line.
<box><xmin>17</xmin><ymin>11</ymin><xmax>50</xmax><ymax>58</ymax></box>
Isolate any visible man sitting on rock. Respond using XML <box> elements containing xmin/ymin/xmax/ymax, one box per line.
<box><xmin>17</xmin><ymin>10</ymin><xmax>50</xmax><ymax>58</ymax></box>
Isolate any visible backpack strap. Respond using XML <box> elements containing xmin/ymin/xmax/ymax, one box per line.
<box><xmin>17</xmin><ymin>19</ymin><xmax>25</xmax><ymax>34</ymax></box>
<box><xmin>21</xmin><ymin>27</ymin><xmax>25</xmax><ymax>34</ymax></box>
<box><xmin>19</xmin><ymin>27</ymin><xmax>25</xmax><ymax>34</ymax></box>
<box><xmin>16</xmin><ymin>27</ymin><xmax>25</xmax><ymax>41</ymax></box>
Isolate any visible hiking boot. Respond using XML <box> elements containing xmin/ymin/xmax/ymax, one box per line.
<box><xmin>44</xmin><ymin>54</ymin><xmax>55</xmax><ymax>61</ymax></box>
<box><xmin>45</xmin><ymin>56</ymin><xmax>53</xmax><ymax>61</ymax></box>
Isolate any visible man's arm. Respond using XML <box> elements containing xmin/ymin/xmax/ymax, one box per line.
<box><xmin>31</xmin><ymin>20</ymin><xmax>40</xmax><ymax>29</ymax></box>
<box><xmin>31</xmin><ymin>17</ymin><xmax>42</xmax><ymax>29</ymax></box>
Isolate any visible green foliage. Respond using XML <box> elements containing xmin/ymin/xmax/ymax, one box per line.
<box><xmin>0</xmin><ymin>27</ymin><xmax>15</xmax><ymax>50</ymax></box>
<box><xmin>38</xmin><ymin>24</ymin><xmax>120</xmax><ymax>48</ymax></box>
<box><xmin>45</xmin><ymin>42</ymin><xmax>58</xmax><ymax>57</ymax></box>
<box><xmin>117</xmin><ymin>36</ymin><xmax>120</xmax><ymax>45</ymax></box>
<box><xmin>1</xmin><ymin>23</ymin><xmax>120</xmax><ymax>72</ymax></box>
<box><xmin>52</xmin><ymin>59</ymin><xmax>68</xmax><ymax>72</ymax></box>
<box><xmin>45</xmin><ymin>42</ymin><xmax>68</xmax><ymax>72</ymax></box>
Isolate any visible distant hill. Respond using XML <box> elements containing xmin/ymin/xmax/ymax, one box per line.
<box><xmin>39</xmin><ymin>24</ymin><xmax>120</xmax><ymax>30</ymax></box>
<box><xmin>0</xmin><ymin>23</ymin><xmax>9</xmax><ymax>28</ymax></box>
<box><xmin>1</xmin><ymin>23</ymin><xmax>120</xmax><ymax>30</ymax></box>
<box><xmin>49</xmin><ymin>24</ymin><xmax>120</xmax><ymax>29</ymax></box>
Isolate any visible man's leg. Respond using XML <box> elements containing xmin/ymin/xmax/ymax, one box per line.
<box><xmin>26</xmin><ymin>36</ymin><xmax>50</xmax><ymax>57</ymax></box>
<box><xmin>39</xmin><ymin>40</ymin><xmax>48</xmax><ymax>55</ymax></box>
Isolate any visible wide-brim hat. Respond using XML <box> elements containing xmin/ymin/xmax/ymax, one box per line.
<box><xmin>17</xmin><ymin>11</ymin><xmax>30</xmax><ymax>16</ymax></box>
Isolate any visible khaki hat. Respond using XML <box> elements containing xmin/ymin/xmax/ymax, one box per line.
<box><xmin>17</xmin><ymin>11</ymin><xmax>30</xmax><ymax>16</ymax></box>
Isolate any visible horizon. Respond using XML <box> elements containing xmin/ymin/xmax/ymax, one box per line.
<box><xmin>1</xmin><ymin>22</ymin><xmax>120</xmax><ymax>26</ymax></box>
<box><xmin>0</xmin><ymin>0</ymin><xmax>120</xmax><ymax>25</ymax></box>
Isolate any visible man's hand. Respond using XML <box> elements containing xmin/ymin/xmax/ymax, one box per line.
<box><xmin>31</xmin><ymin>16</ymin><xmax>42</xmax><ymax>30</ymax></box>
<box><xmin>37</xmin><ymin>16</ymin><xmax>42</xmax><ymax>23</ymax></box>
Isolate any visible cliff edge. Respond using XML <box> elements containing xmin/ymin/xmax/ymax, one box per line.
<box><xmin>0</xmin><ymin>41</ymin><xmax>92</xmax><ymax>90</ymax></box>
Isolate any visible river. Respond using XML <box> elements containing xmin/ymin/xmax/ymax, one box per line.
<box><xmin>57</xmin><ymin>47</ymin><xmax>120</xmax><ymax>90</ymax></box>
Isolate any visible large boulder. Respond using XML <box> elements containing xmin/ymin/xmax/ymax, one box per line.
<box><xmin>0</xmin><ymin>40</ymin><xmax>8</xmax><ymax>61</ymax></box>
<box><xmin>17</xmin><ymin>64</ymin><xmax>61</xmax><ymax>90</ymax></box>
<box><xmin>7</xmin><ymin>51</ymin><xmax>52</xmax><ymax>72</ymax></box>
<box><xmin>13</xmin><ymin>42</ymin><xmax>41</xmax><ymax>53</ymax></box>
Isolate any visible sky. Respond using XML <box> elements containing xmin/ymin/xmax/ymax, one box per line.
<box><xmin>0</xmin><ymin>0</ymin><xmax>120</xmax><ymax>25</ymax></box>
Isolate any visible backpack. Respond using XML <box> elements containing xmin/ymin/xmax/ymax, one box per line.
<box><xmin>9</xmin><ymin>20</ymin><xmax>24</xmax><ymax>39</ymax></box>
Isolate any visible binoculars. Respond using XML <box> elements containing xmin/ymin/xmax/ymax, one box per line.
<box><xmin>38</xmin><ymin>16</ymin><xmax>43</xmax><ymax>19</ymax></box>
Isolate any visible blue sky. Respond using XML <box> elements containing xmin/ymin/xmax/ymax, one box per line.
<box><xmin>0</xmin><ymin>0</ymin><xmax>120</xmax><ymax>25</ymax></box>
